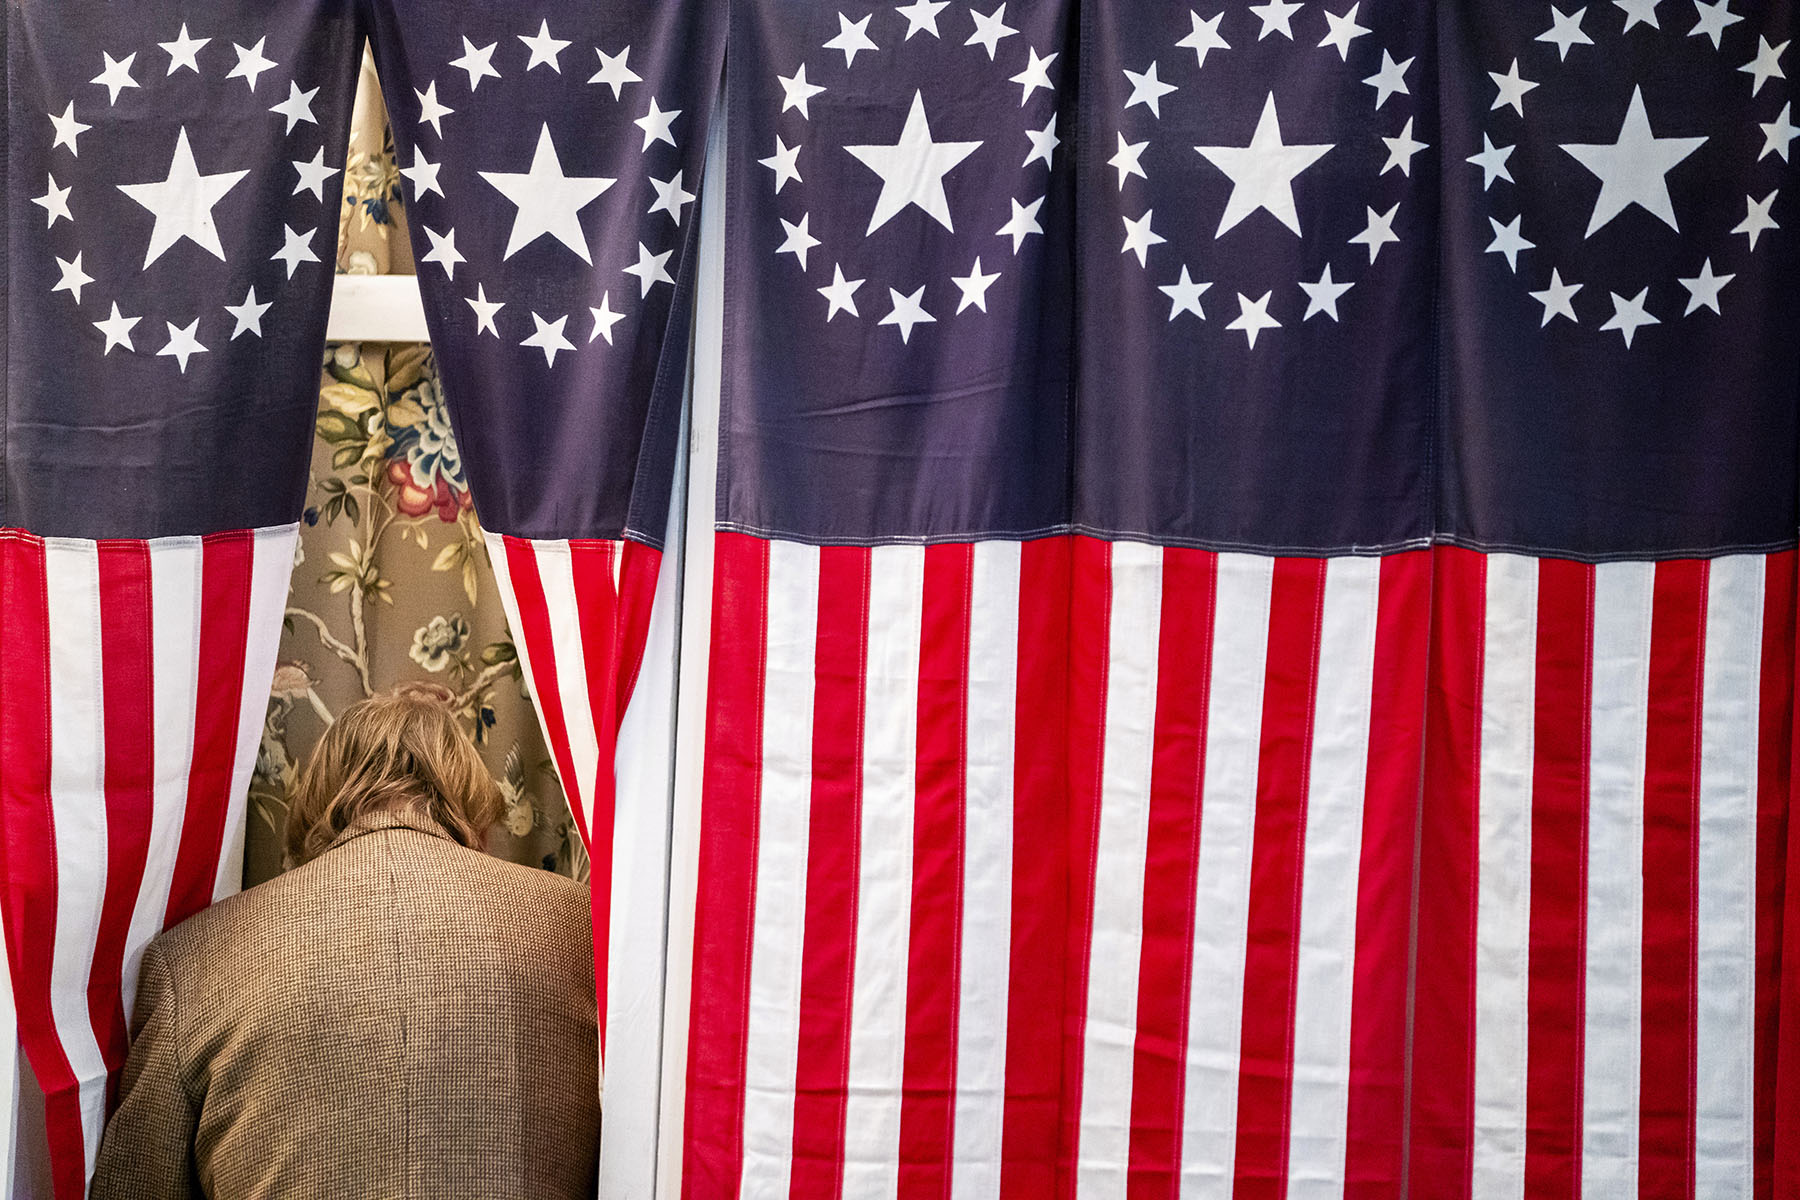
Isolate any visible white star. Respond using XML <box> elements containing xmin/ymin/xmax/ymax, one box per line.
<box><xmin>522</xmin><ymin>313</ymin><xmax>575</xmax><ymax>366</ymax></box>
<box><xmin>1124</xmin><ymin>62</ymin><xmax>1178</xmax><ymax>117</ymax></box>
<box><xmin>590</xmin><ymin>292</ymin><xmax>626</xmax><ymax>344</ymax></box>
<box><xmin>1159</xmin><ymin>265</ymin><xmax>1212</xmax><ymax>320</ymax></box>
<box><xmin>118</xmin><ymin>128</ymin><xmax>249</xmax><ymax>268</ymax></box>
<box><xmin>1733</xmin><ymin>190</ymin><xmax>1779</xmax><ymax>248</ymax></box>
<box><xmin>1762</xmin><ymin>103</ymin><xmax>1799</xmax><ymax>161</ymax></box>
<box><xmin>759</xmin><ymin>137</ymin><xmax>803</xmax><ymax>192</ymax></box>
<box><xmin>1299</xmin><ymin>264</ymin><xmax>1353</xmax><ymax>320</ymax></box>
<box><xmin>1011</xmin><ymin>49</ymin><xmax>1058</xmax><ymax>105</ymax></box>
<box><xmin>825</xmin><ymin>13</ymin><xmax>879</xmax><ymax>66</ymax></box>
<box><xmin>1561</xmin><ymin>87</ymin><xmax>1705</xmax><ymax>236</ymax></box>
<box><xmin>272</xmin><ymin>225</ymin><xmax>320</xmax><ymax>278</ymax></box>
<box><xmin>1689</xmin><ymin>0</ymin><xmax>1742</xmax><ymax>48</ymax></box>
<box><xmin>880</xmin><ymin>285</ymin><xmax>936</xmax><ymax>342</ymax></box>
<box><xmin>1176</xmin><ymin>10</ymin><xmax>1231</xmax><ymax>69</ymax></box>
<box><xmin>1196</xmin><ymin>93</ymin><xmax>1334</xmax><ymax>237</ymax></box>
<box><xmin>636</xmin><ymin>98</ymin><xmax>681</xmax><ymax>150</ymax></box>
<box><xmin>1352</xmin><ymin>202</ymin><xmax>1402</xmax><ymax>261</ymax></box>
<box><xmin>1615</xmin><ymin>0</ymin><xmax>1663</xmax><ymax>31</ymax></box>
<box><xmin>1467</xmin><ymin>134</ymin><xmax>1516</xmax><ymax>189</ymax></box>
<box><xmin>952</xmin><ymin>257</ymin><xmax>1001</xmax><ymax>313</ymax></box>
<box><xmin>1382</xmin><ymin>117</ymin><xmax>1428</xmax><ymax>176</ymax></box>
<box><xmin>422</xmin><ymin>225</ymin><xmax>465</xmax><ymax>278</ymax></box>
<box><xmin>159</xmin><ymin>25</ymin><xmax>210</xmax><ymax>75</ymax></box>
<box><xmin>1227</xmin><ymin>291</ymin><xmax>1281</xmax><ymax>346</ymax></box>
<box><xmin>997</xmin><ymin>196</ymin><xmax>1045</xmax><ymax>252</ymax></box>
<box><xmin>779</xmin><ymin>65</ymin><xmax>827</xmax><ymax>119</ymax></box>
<box><xmin>967</xmin><ymin>5</ymin><xmax>1019</xmax><ymax>58</ymax></box>
<box><xmin>157</xmin><ymin>319</ymin><xmax>207</xmax><ymax>373</ymax></box>
<box><xmin>49</xmin><ymin>103</ymin><xmax>91</xmax><ymax>155</ymax></box>
<box><xmin>270</xmin><ymin>82</ymin><xmax>319</xmax><ymax>132</ymax></box>
<box><xmin>897</xmin><ymin>0</ymin><xmax>950</xmax><ymax>38</ymax></box>
<box><xmin>225</xmin><ymin>287</ymin><xmax>272</xmax><ymax>339</ymax></box>
<box><xmin>1024</xmin><ymin>115</ymin><xmax>1060</xmax><ymax>168</ymax></box>
<box><xmin>1489</xmin><ymin>59</ymin><xmax>1539</xmax><ymax>116</ymax></box>
<box><xmin>32</xmin><ymin>175</ymin><xmax>72</xmax><ymax>228</ymax></box>
<box><xmin>589</xmin><ymin>46</ymin><xmax>642</xmax><ymax>98</ymax></box>
<box><xmin>292</xmin><ymin>148</ymin><xmax>341</xmax><ymax>201</ymax></box>
<box><xmin>399</xmin><ymin>153</ymin><xmax>443</xmax><ymax>199</ymax></box>
<box><xmin>1740</xmin><ymin>35</ymin><xmax>1789</xmax><ymax>96</ymax></box>
<box><xmin>1320</xmin><ymin>4</ymin><xmax>1371</xmax><ymax>59</ymax></box>
<box><xmin>94</xmin><ymin>303</ymin><xmax>140</xmax><ymax>354</ymax></box>
<box><xmin>450</xmin><ymin>37</ymin><xmax>501</xmax><ymax>91</ymax></box>
<box><xmin>520</xmin><ymin>21</ymin><xmax>571</xmax><ymax>72</ymax></box>
<box><xmin>1363</xmin><ymin>49</ymin><xmax>1415</xmax><ymax>108</ymax></box>
<box><xmin>649</xmin><ymin>171</ymin><xmax>697</xmax><ymax>224</ymax></box>
<box><xmin>1600</xmin><ymin>288</ymin><xmax>1659</xmax><ymax>346</ymax></box>
<box><xmin>818</xmin><ymin>263</ymin><xmax>865</xmax><ymax>320</ymax></box>
<box><xmin>1110</xmin><ymin>133</ymin><xmax>1148</xmax><ymax>189</ymax></box>
<box><xmin>1484</xmin><ymin>214</ymin><xmax>1534</xmax><ymax>271</ymax></box>
<box><xmin>624</xmin><ymin>242</ymin><xmax>675</xmax><ymax>295</ymax></box>
<box><xmin>92</xmin><ymin>52</ymin><xmax>140</xmax><ymax>105</ymax></box>
<box><xmin>467</xmin><ymin>284</ymin><xmax>504</xmax><ymax>337</ymax></box>
<box><xmin>776</xmin><ymin>214</ymin><xmax>821</xmax><ymax>269</ymax></box>
<box><xmin>1121</xmin><ymin>210</ymin><xmax>1166</xmax><ymax>266</ymax></box>
<box><xmin>480</xmin><ymin>124</ymin><xmax>614</xmax><ymax>262</ymax></box>
<box><xmin>53</xmin><ymin>254</ymin><xmax>94</xmax><ymax>304</ymax></box>
<box><xmin>847</xmin><ymin>91</ymin><xmax>983</xmax><ymax>234</ymax></box>
<box><xmin>227</xmin><ymin>39</ymin><xmax>276</xmax><ymax>92</ymax></box>
<box><xmin>1536</xmin><ymin>6</ymin><xmax>1595</xmax><ymax>59</ymax></box>
<box><xmin>415</xmin><ymin>82</ymin><xmax>454</xmax><ymax>136</ymax></box>
<box><xmin>1529</xmin><ymin>269</ymin><xmax>1583</xmax><ymax>325</ymax></box>
<box><xmin>1678</xmin><ymin>258</ymin><xmax>1734</xmax><ymax>314</ymax></box>
<box><xmin>1249</xmin><ymin>0</ymin><xmax>1304</xmax><ymax>40</ymax></box>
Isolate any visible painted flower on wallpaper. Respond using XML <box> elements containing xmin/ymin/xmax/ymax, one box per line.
<box><xmin>387</xmin><ymin>380</ymin><xmax>472</xmax><ymax>523</ymax></box>
<box><xmin>409</xmin><ymin>613</ymin><xmax>472</xmax><ymax>673</ymax></box>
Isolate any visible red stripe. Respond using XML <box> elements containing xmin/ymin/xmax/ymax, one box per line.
<box><xmin>1525</xmin><ymin>558</ymin><xmax>1595</xmax><ymax>1199</ymax></box>
<box><xmin>570</xmin><ymin>540</ymin><xmax>622</xmax><ymax>1054</ymax></box>
<box><xmin>1000</xmin><ymin>536</ymin><xmax>1071</xmax><ymax>1200</ymax></box>
<box><xmin>502</xmin><ymin>537</ymin><xmax>587</xmax><ymax>837</ymax></box>
<box><xmin>682</xmin><ymin>533</ymin><xmax>770</xmax><ymax>1198</ymax></box>
<box><xmin>0</xmin><ymin>533</ymin><xmax>89</xmax><ymax>1200</ymax></box>
<box><xmin>1059</xmin><ymin>535</ymin><xmax>1112</xmax><ymax>1198</ymax></box>
<box><xmin>1232</xmin><ymin>557</ymin><xmax>1326</xmax><ymax>1200</ymax></box>
<box><xmin>1757</xmin><ymin>551</ymin><xmax>1795</xmax><ymax>1200</ymax></box>
<box><xmin>790</xmin><ymin>546</ymin><xmax>871</xmax><ymax>1199</ymax></box>
<box><xmin>1407</xmin><ymin>545</ymin><xmax>1485</xmax><ymax>1200</ymax></box>
<box><xmin>1343</xmin><ymin>550</ymin><xmax>1430</xmax><ymax>1197</ymax></box>
<box><xmin>898</xmin><ymin>543</ymin><xmax>974</xmax><ymax>1197</ymax></box>
<box><xmin>163</xmin><ymin>530</ymin><xmax>253</xmax><ymax>929</ymax></box>
<box><xmin>1639</xmin><ymin>560</ymin><xmax>1707</xmax><ymax>1198</ymax></box>
<box><xmin>613</xmin><ymin>539</ymin><xmax>663</xmax><ymax>711</ymax></box>
<box><xmin>89</xmin><ymin>542</ymin><xmax>157</xmax><ymax>1092</ymax></box>
<box><xmin>1125</xmin><ymin>548</ymin><xmax>1217</xmax><ymax>1200</ymax></box>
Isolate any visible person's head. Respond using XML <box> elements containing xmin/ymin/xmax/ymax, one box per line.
<box><xmin>285</xmin><ymin>683</ymin><xmax>503</xmax><ymax>868</ymax></box>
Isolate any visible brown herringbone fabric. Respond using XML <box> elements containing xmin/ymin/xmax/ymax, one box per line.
<box><xmin>91</xmin><ymin>811</ymin><xmax>599</xmax><ymax>1200</ymax></box>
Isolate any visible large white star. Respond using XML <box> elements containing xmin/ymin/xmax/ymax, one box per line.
<box><xmin>1485</xmin><ymin>214</ymin><xmax>1534</xmax><ymax>271</ymax></box>
<box><xmin>590</xmin><ymin>292</ymin><xmax>626</xmax><ymax>344</ymax></box>
<box><xmin>522</xmin><ymin>313</ymin><xmax>575</xmax><ymax>367</ymax></box>
<box><xmin>1733</xmin><ymin>190</ymin><xmax>1778</xmax><ymax>248</ymax></box>
<box><xmin>1689</xmin><ymin>0</ymin><xmax>1742</xmax><ymax>48</ymax></box>
<box><xmin>92</xmin><ymin>52</ymin><xmax>140</xmax><ymax>105</ymax></box>
<box><xmin>760</xmin><ymin>138</ymin><xmax>803</xmax><ymax>192</ymax></box>
<box><xmin>1560</xmin><ymin>86</ymin><xmax>1705</xmax><ymax>236</ymax></box>
<box><xmin>1320</xmin><ymin>4</ymin><xmax>1372</xmax><ymax>59</ymax></box>
<box><xmin>1364</xmin><ymin>50</ymin><xmax>1415</xmax><ymax>108</ymax></box>
<box><xmin>50</xmin><ymin>103</ymin><xmax>91</xmax><ymax>155</ymax></box>
<box><xmin>157</xmin><ymin>319</ymin><xmax>207</xmax><ymax>373</ymax></box>
<box><xmin>880</xmin><ymin>285</ymin><xmax>936</xmax><ymax>342</ymax></box>
<box><xmin>94</xmin><ymin>303</ymin><xmax>140</xmax><ymax>354</ymax></box>
<box><xmin>897</xmin><ymin>0</ymin><xmax>950</xmax><ymax>39</ymax></box>
<box><xmin>422</xmin><ymin>225</ymin><xmax>465</xmax><ymax>277</ymax></box>
<box><xmin>520</xmin><ymin>21</ymin><xmax>571</xmax><ymax>72</ymax></box>
<box><xmin>32</xmin><ymin>175</ymin><xmax>72</xmax><ymax>228</ymax></box>
<box><xmin>1615</xmin><ymin>0</ymin><xmax>1663</xmax><ymax>31</ymax></box>
<box><xmin>1011</xmin><ymin>49</ymin><xmax>1058</xmax><ymax>105</ymax></box>
<box><xmin>1761</xmin><ymin>103</ymin><xmax>1799</xmax><ymax>161</ymax></box>
<box><xmin>624</xmin><ymin>242</ymin><xmax>674</xmax><ymax>295</ymax></box>
<box><xmin>1121</xmin><ymin>210</ymin><xmax>1166</xmax><ymax>266</ymax></box>
<box><xmin>649</xmin><ymin>171</ymin><xmax>697</xmax><ymax>224</ymax></box>
<box><xmin>636</xmin><ymin>98</ymin><xmax>681</xmax><ymax>150</ymax></box>
<box><xmin>776</xmin><ymin>214</ymin><xmax>821</xmax><ymax>269</ymax></box>
<box><xmin>825</xmin><ymin>13</ymin><xmax>879</xmax><ymax>66</ymax></box>
<box><xmin>1536</xmin><ymin>6</ymin><xmax>1595</xmax><ymax>59</ymax></box>
<box><xmin>846</xmin><ymin>91</ymin><xmax>983</xmax><ymax>235</ymax></box>
<box><xmin>415</xmin><ymin>81</ymin><xmax>454</xmax><ymax>136</ymax></box>
<box><xmin>53</xmin><ymin>254</ymin><xmax>94</xmax><ymax>304</ymax></box>
<box><xmin>953</xmin><ymin>257</ymin><xmax>1001</xmax><ymax>313</ymax></box>
<box><xmin>450</xmin><ymin>37</ymin><xmax>502</xmax><ymax>91</ymax></box>
<box><xmin>1159</xmin><ymin>266</ymin><xmax>1212</xmax><ymax>321</ymax></box>
<box><xmin>227</xmin><ymin>39</ymin><xmax>276</xmax><ymax>92</ymax></box>
<box><xmin>1351</xmin><ymin>202</ymin><xmax>1401</xmax><ymax>261</ymax></box>
<box><xmin>1249</xmin><ymin>0</ymin><xmax>1304</xmax><ymax>40</ymax></box>
<box><xmin>293</xmin><ymin>148</ymin><xmax>341</xmax><ymax>201</ymax></box>
<box><xmin>1678</xmin><ymin>258</ymin><xmax>1734</xmax><ymax>314</ymax></box>
<box><xmin>1600</xmin><ymin>288</ymin><xmax>1658</xmax><ymax>346</ymax></box>
<box><xmin>118</xmin><ymin>128</ymin><xmax>249</xmax><ymax>268</ymax></box>
<box><xmin>1124</xmin><ymin>62</ymin><xmax>1178</xmax><ymax>118</ymax></box>
<box><xmin>270</xmin><ymin>82</ymin><xmax>319</xmax><ymax>133</ymax></box>
<box><xmin>1195</xmin><ymin>93</ymin><xmax>1333</xmax><ymax>237</ymax></box>
<box><xmin>779</xmin><ymin>65</ymin><xmax>826</xmax><ymax>119</ymax></box>
<box><xmin>1299</xmin><ymin>264</ymin><xmax>1353</xmax><ymax>321</ymax></box>
<box><xmin>1740</xmin><ymin>36</ymin><xmax>1789</xmax><ymax>95</ymax></box>
<box><xmin>966</xmin><ymin>5</ymin><xmax>1018</xmax><ymax>59</ymax></box>
<box><xmin>1177</xmin><ymin>10</ymin><xmax>1230</xmax><ymax>68</ymax></box>
<box><xmin>226</xmin><ymin>287</ymin><xmax>272</xmax><ymax>339</ymax></box>
<box><xmin>467</xmin><ymin>284</ymin><xmax>504</xmax><ymax>337</ymax></box>
<box><xmin>480</xmin><ymin>124</ymin><xmax>614</xmax><ymax>262</ymax></box>
<box><xmin>1489</xmin><ymin>59</ymin><xmax>1539</xmax><ymax>115</ymax></box>
<box><xmin>272</xmin><ymin>225</ymin><xmax>320</xmax><ymax>278</ymax></box>
<box><xmin>818</xmin><ymin>263</ymin><xmax>864</xmax><ymax>320</ymax></box>
<box><xmin>1227</xmin><ymin>291</ymin><xmax>1281</xmax><ymax>346</ymax></box>
<box><xmin>1529</xmin><ymin>269</ymin><xmax>1582</xmax><ymax>326</ymax></box>
<box><xmin>1467</xmin><ymin>134</ymin><xmax>1515</xmax><ymax>189</ymax></box>
<box><xmin>159</xmin><ymin>25</ymin><xmax>210</xmax><ymax>75</ymax></box>
<box><xmin>1382</xmin><ymin>117</ymin><xmax>1428</xmax><ymax>176</ymax></box>
<box><xmin>997</xmin><ymin>196</ymin><xmax>1044</xmax><ymax>252</ymax></box>
<box><xmin>589</xmin><ymin>46</ymin><xmax>642</xmax><ymax>98</ymax></box>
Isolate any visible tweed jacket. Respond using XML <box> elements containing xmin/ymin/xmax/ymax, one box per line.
<box><xmin>90</xmin><ymin>810</ymin><xmax>600</xmax><ymax>1200</ymax></box>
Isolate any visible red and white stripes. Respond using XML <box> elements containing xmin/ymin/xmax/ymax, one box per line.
<box><xmin>0</xmin><ymin>525</ymin><xmax>295</xmax><ymax>1200</ymax></box>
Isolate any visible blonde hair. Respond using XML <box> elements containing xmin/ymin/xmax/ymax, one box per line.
<box><xmin>286</xmin><ymin>683</ymin><xmax>503</xmax><ymax>867</ymax></box>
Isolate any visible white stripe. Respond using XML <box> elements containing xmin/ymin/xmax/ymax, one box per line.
<box><xmin>1076</xmin><ymin>541</ymin><xmax>1163</xmax><ymax>1200</ymax></box>
<box><xmin>485</xmin><ymin>531</ymin><xmax>560</xmax><ymax>828</ymax></box>
<box><xmin>951</xmin><ymin>541</ymin><xmax>1021</xmax><ymax>1200</ymax></box>
<box><xmin>739</xmin><ymin>542</ymin><xmax>819</xmax><ymax>1199</ymax></box>
<box><xmin>1286</xmin><ymin>556</ymin><xmax>1381</xmax><ymax>1199</ymax></box>
<box><xmin>42</xmin><ymin>540</ymin><xmax>111</xmax><ymax>1173</ymax></box>
<box><xmin>212</xmin><ymin>527</ymin><xmax>298</xmax><ymax>902</ymax></box>
<box><xmin>1693</xmin><ymin>556</ymin><xmax>1764</xmax><ymax>1198</ymax></box>
<box><xmin>1470</xmin><ymin>555</ymin><xmax>1538</xmax><ymax>1200</ymax></box>
<box><xmin>1581</xmin><ymin>561</ymin><xmax>1654</xmax><ymax>1199</ymax></box>
<box><xmin>841</xmin><ymin>544</ymin><xmax>925</xmax><ymax>1200</ymax></box>
<box><xmin>541</xmin><ymin>541</ymin><xmax>604</xmax><ymax>842</ymax></box>
<box><xmin>1180</xmin><ymin>553</ymin><xmax>1274</xmax><ymax>1199</ymax></box>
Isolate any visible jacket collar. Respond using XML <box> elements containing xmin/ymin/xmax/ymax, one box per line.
<box><xmin>323</xmin><ymin>807</ymin><xmax>458</xmax><ymax>854</ymax></box>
